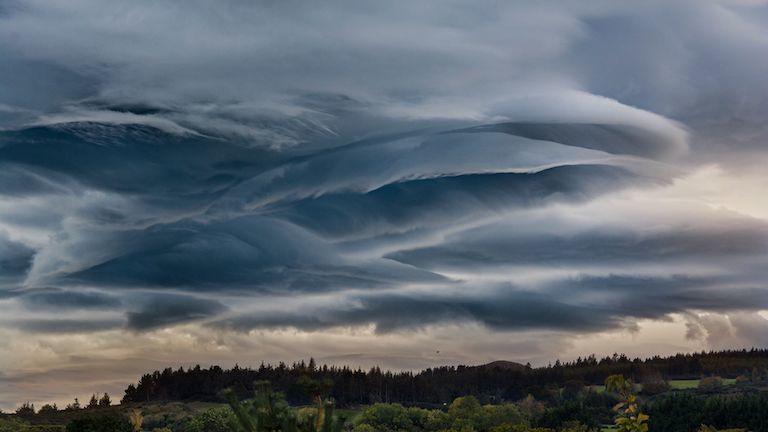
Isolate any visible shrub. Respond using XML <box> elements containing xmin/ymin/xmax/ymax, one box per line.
<box><xmin>0</xmin><ymin>417</ymin><xmax>29</xmax><ymax>432</ymax></box>
<box><xmin>698</xmin><ymin>377</ymin><xmax>724</xmax><ymax>390</ymax></box>
<box><xmin>698</xmin><ymin>425</ymin><xmax>746</xmax><ymax>432</ymax></box>
<box><xmin>448</xmin><ymin>395</ymin><xmax>484</xmax><ymax>430</ymax></box>
<box><xmin>482</xmin><ymin>404</ymin><xmax>527</xmax><ymax>430</ymax></box>
<box><xmin>16</xmin><ymin>402</ymin><xmax>36</xmax><ymax>417</ymax></box>
<box><xmin>38</xmin><ymin>404</ymin><xmax>59</xmax><ymax>414</ymax></box>
<box><xmin>65</xmin><ymin>415</ymin><xmax>133</xmax><ymax>432</ymax></box>
<box><xmin>352</xmin><ymin>424</ymin><xmax>376</xmax><ymax>432</ymax></box>
<box><xmin>357</xmin><ymin>403</ymin><xmax>413</xmax><ymax>431</ymax></box>
<box><xmin>182</xmin><ymin>407</ymin><xmax>237</xmax><ymax>432</ymax></box>
<box><xmin>639</xmin><ymin>370</ymin><xmax>669</xmax><ymax>395</ymax></box>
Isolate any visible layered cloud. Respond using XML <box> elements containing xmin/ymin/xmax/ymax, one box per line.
<box><xmin>1</xmin><ymin>0</ymin><xmax>768</xmax><ymax>410</ymax></box>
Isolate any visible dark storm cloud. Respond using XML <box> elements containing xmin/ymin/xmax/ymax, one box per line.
<box><xmin>388</xmin><ymin>217</ymin><xmax>768</xmax><ymax>270</ymax></box>
<box><xmin>453</xmin><ymin>122</ymin><xmax>686</xmax><ymax>159</ymax></box>
<box><xmin>61</xmin><ymin>216</ymin><xmax>446</xmax><ymax>293</ymax></box>
<box><xmin>0</xmin><ymin>0</ymin><xmax>767</xmax><ymax>337</ymax></box>
<box><xmin>274</xmin><ymin>164</ymin><xmax>647</xmax><ymax>240</ymax></box>
<box><xmin>0</xmin><ymin>125</ymin><xmax>272</xmax><ymax>197</ymax></box>
<box><xmin>9</xmin><ymin>318</ymin><xmax>124</xmax><ymax>334</ymax></box>
<box><xmin>125</xmin><ymin>293</ymin><xmax>227</xmax><ymax>330</ymax></box>
<box><xmin>19</xmin><ymin>289</ymin><xmax>122</xmax><ymax>310</ymax></box>
<box><xmin>0</xmin><ymin>232</ymin><xmax>35</xmax><ymax>293</ymax></box>
<box><xmin>212</xmin><ymin>288</ymin><xmax>623</xmax><ymax>334</ymax></box>
<box><xmin>0</xmin><ymin>233</ymin><xmax>34</xmax><ymax>277</ymax></box>
<box><xmin>211</xmin><ymin>274</ymin><xmax>768</xmax><ymax>334</ymax></box>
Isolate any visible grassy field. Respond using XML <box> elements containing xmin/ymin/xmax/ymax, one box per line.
<box><xmin>668</xmin><ymin>378</ymin><xmax>737</xmax><ymax>389</ymax></box>
<box><xmin>589</xmin><ymin>378</ymin><xmax>738</xmax><ymax>393</ymax></box>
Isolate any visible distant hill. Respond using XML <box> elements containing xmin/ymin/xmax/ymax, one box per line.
<box><xmin>475</xmin><ymin>360</ymin><xmax>529</xmax><ymax>372</ymax></box>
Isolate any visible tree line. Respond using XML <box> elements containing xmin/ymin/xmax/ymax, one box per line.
<box><xmin>121</xmin><ymin>348</ymin><xmax>768</xmax><ymax>406</ymax></box>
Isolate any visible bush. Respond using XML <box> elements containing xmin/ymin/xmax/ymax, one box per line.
<box><xmin>65</xmin><ymin>415</ymin><xmax>133</xmax><ymax>432</ymax></box>
<box><xmin>640</xmin><ymin>370</ymin><xmax>669</xmax><ymax>395</ymax></box>
<box><xmin>482</xmin><ymin>404</ymin><xmax>527</xmax><ymax>430</ymax></box>
<box><xmin>16</xmin><ymin>403</ymin><xmax>36</xmax><ymax>417</ymax></box>
<box><xmin>352</xmin><ymin>424</ymin><xmax>376</xmax><ymax>432</ymax></box>
<box><xmin>448</xmin><ymin>395</ymin><xmax>484</xmax><ymax>430</ymax></box>
<box><xmin>357</xmin><ymin>403</ymin><xmax>414</xmax><ymax>431</ymax></box>
<box><xmin>19</xmin><ymin>426</ymin><xmax>65</xmax><ymax>432</ymax></box>
<box><xmin>698</xmin><ymin>377</ymin><xmax>724</xmax><ymax>390</ymax></box>
<box><xmin>0</xmin><ymin>417</ymin><xmax>29</xmax><ymax>432</ymax></box>
<box><xmin>355</xmin><ymin>397</ymin><xmax>528</xmax><ymax>432</ymax></box>
<box><xmin>181</xmin><ymin>407</ymin><xmax>237</xmax><ymax>432</ymax></box>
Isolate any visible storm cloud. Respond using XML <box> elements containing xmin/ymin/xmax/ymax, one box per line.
<box><xmin>2</xmin><ymin>0</ymin><xmax>768</xmax><ymax>411</ymax></box>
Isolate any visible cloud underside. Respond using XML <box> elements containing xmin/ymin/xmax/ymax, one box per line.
<box><xmin>1</xmin><ymin>0</ymin><xmax>768</xmax><ymax>344</ymax></box>
<box><xmin>3</xmin><ymin>117</ymin><xmax>767</xmax><ymax>335</ymax></box>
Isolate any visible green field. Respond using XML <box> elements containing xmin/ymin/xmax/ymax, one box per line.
<box><xmin>589</xmin><ymin>378</ymin><xmax>738</xmax><ymax>393</ymax></box>
<box><xmin>668</xmin><ymin>378</ymin><xmax>737</xmax><ymax>389</ymax></box>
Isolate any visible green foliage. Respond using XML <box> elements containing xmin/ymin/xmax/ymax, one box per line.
<box><xmin>638</xmin><ymin>370</ymin><xmax>669</xmax><ymax>396</ymax></box>
<box><xmin>65</xmin><ymin>415</ymin><xmax>133</xmax><ymax>432</ymax></box>
<box><xmin>65</xmin><ymin>398</ymin><xmax>81</xmax><ymax>411</ymax></box>
<box><xmin>128</xmin><ymin>409</ymin><xmax>144</xmax><ymax>432</ymax></box>
<box><xmin>0</xmin><ymin>416</ymin><xmax>29</xmax><ymax>432</ymax></box>
<box><xmin>152</xmin><ymin>428</ymin><xmax>174</xmax><ymax>432</ymax></box>
<box><xmin>536</xmin><ymin>398</ymin><xmax>608</xmax><ymax>430</ymax></box>
<box><xmin>355</xmin><ymin>396</ymin><xmax>529</xmax><ymax>432</ymax></box>
<box><xmin>698</xmin><ymin>425</ymin><xmax>746</xmax><ymax>432</ymax></box>
<box><xmin>16</xmin><ymin>402</ymin><xmax>36</xmax><ymax>416</ymax></box>
<box><xmin>182</xmin><ymin>407</ymin><xmax>238</xmax><ymax>432</ymax></box>
<box><xmin>604</xmin><ymin>375</ymin><xmax>647</xmax><ymax>432</ymax></box>
<box><xmin>698</xmin><ymin>376</ymin><xmax>724</xmax><ymax>390</ymax></box>
<box><xmin>39</xmin><ymin>404</ymin><xmax>59</xmax><ymax>414</ymax></box>
<box><xmin>482</xmin><ymin>404</ymin><xmax>527</xmax><ymax>430</ymax></box>
<box><xmin>517</xmin><ymin>395</ymin><xmax>545</xmax><ymax>421</ymax></box>
<box><xmin>0</xmin><ymin>426</ymin><xmax>63</xmax><ymax>432</ymax></box>
<box><xmin>356</xmin><ymin>403</ymin><xmax>414</xmax><ymax>431</ymax></box>
<box><xmin>448</xmin><ymin>395</ymin><xmax>484</xmax><ymax>430</ymax></box>
<box><xmin>226</xmin><ymin>380</ymin><xmax>345</xmax><ymax>432</ymax></box>
<box><xmin>557</xmin><ymin>421</ymin><xmax>592</xmax><ymax>432</ymax></box>
<box><xmin>647</xmin><ymin>392</ymin><xmax>768</xmax><ymax>432</ymax></box>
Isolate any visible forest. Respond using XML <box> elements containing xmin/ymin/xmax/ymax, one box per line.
<box><xmin>121</xmin><ymin>349</ymin><xmax>768</xmax><ymax>406</ymax></box>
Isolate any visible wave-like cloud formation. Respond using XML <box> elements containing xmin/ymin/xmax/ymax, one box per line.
<box><xmin>1</xmin><ymin>0</ymin><xmax>768</xmax><ymax>349</ymax></box>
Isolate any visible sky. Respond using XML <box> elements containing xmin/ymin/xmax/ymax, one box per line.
<box><xmin>1</xmin><ymin>0</ymin><xmax>768</xmax><ymax>411</ymax></box>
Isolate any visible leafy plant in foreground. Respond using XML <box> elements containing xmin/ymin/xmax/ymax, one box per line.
<box><xmin>225</xmin><ymin>380</ymin><xmax>346</xmax><ymax>432</ymax></box>
<box><xmin>605</xmin><ymin>375</ymin><xmax>648</xmax><ymax>432</ymax></box>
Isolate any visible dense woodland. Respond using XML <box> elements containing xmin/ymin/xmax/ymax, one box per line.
<box><xmin>122</xmin><ymin>348</ymin><xmax>768</xmax><ymax>406</ymax></box>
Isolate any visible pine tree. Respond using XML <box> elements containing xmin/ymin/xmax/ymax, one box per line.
<box><xmin>98</xmin><ymin>393</ymin><xmax>111</xmax><ymax>407</ymax></box>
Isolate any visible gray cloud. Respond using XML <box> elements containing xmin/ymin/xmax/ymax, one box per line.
<box><xmin>0</xmin><ymin>0</ymin><xmax>765</xmax><ymax>355</ymax></box>
<box><xmin>19</xmin><ymin>289</ymin><xmax>122</xmax><ymax>311</ymax></box>
<box><xmin>387</xmin><ymin>215</ymin><xmax>768</xmax><ymax>270</ymax></box>
<box><xmin>9</xmin><ymin>318</ymin><xmax>124</xmax><ymax>334</ymax></box>
<box><xmin>0</xmin><ymin>232</ymin><xmax>35</xmax><ymax>292</ymax></box>
<box><xmin>684</xmin><ymin>312</ymin><xmax>768</xmax><ymax>350</ymax></box>
<box><xmin>125</xmin><ymin>293</ymin><xmax>228</xmax><ymax>330</ymax></box>
<box><xmin>210</xmin><ymin>273</ymin><xmax>768</xmax><ymax>335</ymax></box>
